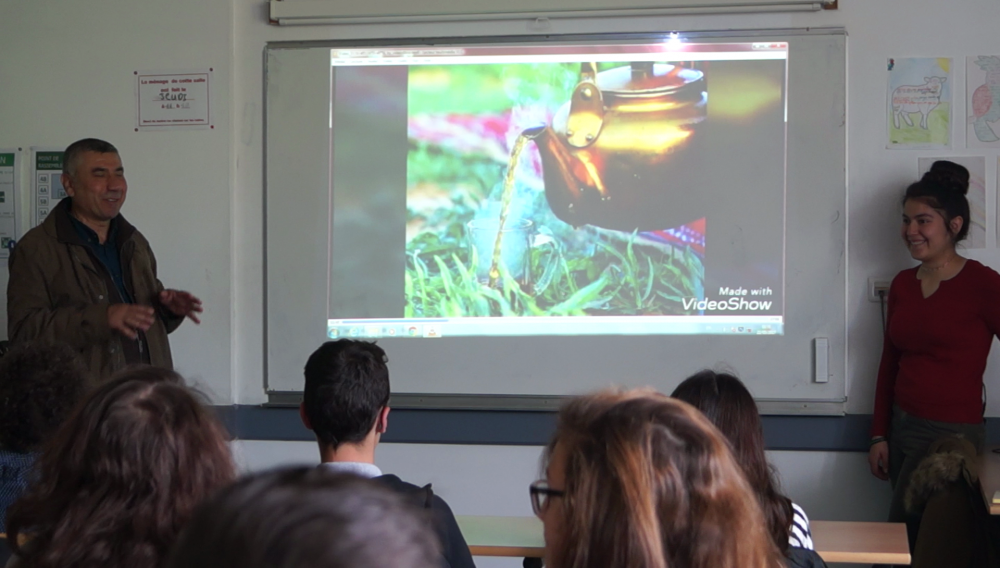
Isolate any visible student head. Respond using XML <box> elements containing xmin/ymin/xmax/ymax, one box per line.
<box><xmin>6</xmin><ymin>366</ymin><xmax>235</xmax><ymax>568</ymax></box>
<box><xmin>301</xmin><ymin>340</ymin><xmax>391</xmax><ymax>454</ymax></box>
<box><xmin>671</xmin><ymin>370</ymin><xmax>793</xmax><ymax>554</ymax></box>
<box><xmin>167</xmin><ymin>467</ymin><xmax>440</xmax><ymax>568</ymax></box>
<box><xmin>0</xmin><ymin>341</ymin><xmax>90</xmax><ymax>454</ymax></box>
<box><xmin>901</xmin><ymin>160</ymin><xmax>970</xmax><ymax>261</ymax></box>
<box><xmin>535</xmin><ymin>388</ymin><xmax>781</xmax><ymax>568</ymax></box>
<box><xmin>61</xmin><ymin>137</ymin><xmax>127</xmax><ymax>225</ymax></box>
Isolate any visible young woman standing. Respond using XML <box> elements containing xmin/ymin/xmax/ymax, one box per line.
<box><xmin>869</xmin><ymin>161</ymin><xmax>1000</xmax><ymax>547</ymax></box>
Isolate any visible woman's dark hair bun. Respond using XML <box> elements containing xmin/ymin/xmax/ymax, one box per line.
<box><xmin>923</xmin><ymin>160</ymin><xmax>970</xmax><ymax>195</ymax></box>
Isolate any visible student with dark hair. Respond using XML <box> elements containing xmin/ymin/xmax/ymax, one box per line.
<box><xmin>167</xmin><ymin>467</ymin><xmax>440</xmax><ymax>568</ymax></box>
<box><xmin>0</xmin><ymin>342</ymin><xmax>89</xmax><ymax>533</ymax></box>
<box><xmin>301</xmin><ymin>340</ymin><xmax>475</xmax><ymax>568</ymax></box>
<box><xmin>5</xmin><ymin>366</ymin><xmax>235</xmax><ymax>568</ymax></box>
<box><xmin>869</xmin><ymin>160</ymin><xmax>999</xmax><ymax>548</ymax></box>
<box><xmin>672</xmin><ymin>371</ymin><xmax>825</xmax><ymax>567</ymax></box>
<box><xmin>535</xmin><ymin>388</ymin><xmax>784</xmax><ymax>568</ymax></box>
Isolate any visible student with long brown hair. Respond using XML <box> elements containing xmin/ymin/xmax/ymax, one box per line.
<box><xmin>672</xmin><ymin>371</ymin><xmax>824</xmax><ymax>567</ymax></box>
<box><xmin>5</xmin><ymin>367</ymin><xmax>235</xmax><ymax>568</ymax></box>
<box><xmin>532</xmin><ymin>388</ymin><xmax>784</xmax><ymax>568</ymax></box>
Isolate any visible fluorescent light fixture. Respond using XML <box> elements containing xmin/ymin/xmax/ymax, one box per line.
<box><xmin>270</xmin><ymin>0</ymin><xmax>831</xmax><ymax>26</ymax></box>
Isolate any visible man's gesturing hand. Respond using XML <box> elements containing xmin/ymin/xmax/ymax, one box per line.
<box><xmin>108</xmin><ymin>304</ymin><xmax>156</xmax><ymax>339</ymax></box>
<box><xmin>159</xmin><ymin>289</ymin><xmax>203</xmax><ymax>323</ymax></box>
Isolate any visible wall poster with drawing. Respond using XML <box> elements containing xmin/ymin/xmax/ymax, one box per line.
<box><xmin>968</xmin><ymin>55</ymin><xmax>1000</xmax><ymax>148</ymax></box>
<box><xmin>887</xmin><ymin>57</ymin><xmax>952</xmax><ymax>149</ymax></box>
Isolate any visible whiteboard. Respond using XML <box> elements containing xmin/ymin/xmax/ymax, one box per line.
<box><xmin>264</xmin><ymin>29</ymin><xmax>847</xmax><ymax>413</ymax></box>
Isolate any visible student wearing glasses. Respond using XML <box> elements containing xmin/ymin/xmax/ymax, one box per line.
<box><xmin>530</xmin><ymin>388</ymin><xmax>784</xmax><ymax>568</ymax></box>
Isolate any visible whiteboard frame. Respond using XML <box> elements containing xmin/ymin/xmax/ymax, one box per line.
<box><xmin>268</xmin><ymin>390</ymin><xmax>846</xmax><ymax>414</ymax></box>
<box><xmin>263</xmin><ymin>28</ymin><xmax>848</xmax><ymax>414</ymax></box>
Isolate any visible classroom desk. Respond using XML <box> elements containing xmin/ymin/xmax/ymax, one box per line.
<box><xmin>810</xmin><ymin>520</ymin><xmax>910</xmax><ymax>565</ymax></box>
<box><xmin>456</xmin><ymin>516</ymin><xmax>911</xmax><ymax>565</ymax></box>
<box><xmin>458</xmin><ymin>516</ymin><xmax>544</xmax><ymax>558</ymax></box>
<box><xmin>982</xmin><ymin>446</ymin><xmax>1000</xmax><ymax>515</ymax></box>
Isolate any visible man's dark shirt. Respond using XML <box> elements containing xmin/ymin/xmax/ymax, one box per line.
<box><xmin>68</xmin><ymin>213</ymin><xmax>147</xmax><ymax>364</ymax></box>
<box><xmin>68</xmin><ymin>215</ymin><xmax>132</xmax><ymax>303</ymax></box>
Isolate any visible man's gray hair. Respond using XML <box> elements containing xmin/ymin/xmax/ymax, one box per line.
<box><xmin>62</xmin><ymin>138</ymin><xmax>119</xmax><ymax>176</ymax></box>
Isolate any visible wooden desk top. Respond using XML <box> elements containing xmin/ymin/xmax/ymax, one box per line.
<box><xmin>457</xmin><ymin>515</ymin><xmax>544</xmax><ymax>558</ymax></box>
<box><xmin>810</xmin><ymin>520</ymin><xmax>910</xmax><ymax>565</ymax></box>
<box><xmin>456</xmin><ymin>516</ymin><xmax>910</xmax><ymax>565</ymax></box>
<box><xmin>982</xmin><ymin>446</ymin><xmax>1000</xmax><ymax>516</ymax></box>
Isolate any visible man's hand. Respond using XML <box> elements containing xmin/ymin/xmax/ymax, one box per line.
<box><xmin>108</xmin><ymin>304</ymin><xmax>156</xmax><ymax>339</ymax></box>
<box><xmin>159</xmin><ymin>289</ymin><xmax>203</xmax><ymax>323</ymax></box>
<box><xmin>868</xmin><ymin>440</ymin><xmax>890</xmax><ymax>481</ymax></box>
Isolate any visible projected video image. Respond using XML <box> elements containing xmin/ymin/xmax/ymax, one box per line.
<box><xmin>328</xmin><ymin>41</ymin><xmax>787</xmax><ymax>337</ymax></box>
<box><xmin>405</xmin><ymin>60</ymin><xmax>774</xmax><ymax>319</ymax></box>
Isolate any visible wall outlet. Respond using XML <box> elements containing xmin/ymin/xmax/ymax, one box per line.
<box><xmin>868</xmin><ymin>277</ymin><xmax>891</xmax><ymax>302</ymax></box>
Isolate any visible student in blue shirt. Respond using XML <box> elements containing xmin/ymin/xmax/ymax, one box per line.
<box><xmin>0</xmin><ymin>341</ymin><xmax>89</xmax><ymax>534</ymax></box>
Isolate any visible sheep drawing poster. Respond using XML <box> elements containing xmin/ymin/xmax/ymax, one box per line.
<box><xmin>967</xmin><ymin>56</ymin><xmax>1000</xmax><ymax>148</ymax></box>
<box><xmin>887</xmin><ymin>57</ymin><xmax>952</xmax><ymax>149</ymax></box>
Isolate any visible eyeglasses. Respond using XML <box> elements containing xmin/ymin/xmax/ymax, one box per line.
<box><xmin>529</xmin><ymin>479</ymin><xmax>565</xmax><ymax>517</ymax></box>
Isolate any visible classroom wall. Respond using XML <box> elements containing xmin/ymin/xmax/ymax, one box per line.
<box><xmin>234</xmin><ymin>0</ymin><xmax>1000</xmax><ymax>413</ymax></box>
<box><xmin>0</xmin><ymin>0</ymin><xmax>236</xmax><ymax>401</ymax></box>
<box><xmin>2</xmin><ymin>2</ymin><xmax>999</xmax><ymax>564</ymax></box>
<box><xmin>6</xmin><ymin>0</ymin><xmax>999</xmax><ymax>416</ymax></box>
<box><xmin>234</xmin><ymin>440</ymin><xmax>891</xmax><ymax>568</ymax></box>
<box><xmin>234</xmin><ymin>440</ymin><xmax>892</xmax><ymax>521</ymax></box>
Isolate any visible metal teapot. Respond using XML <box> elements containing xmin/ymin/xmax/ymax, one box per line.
<box><xmin>526</xmin><ymin>61</ymin><xmax>708</xmax><ymax>232</ymax></box>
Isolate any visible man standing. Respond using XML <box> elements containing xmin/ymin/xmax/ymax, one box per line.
<box><xmin>7</xmin><ymin>138</ymin><xmax>202</xmax><ymax>380</ymax></box>
<box><xmin>301</xmin><ymin>340</ymin><xmax>476</xmax><ymax>568</ymax></box>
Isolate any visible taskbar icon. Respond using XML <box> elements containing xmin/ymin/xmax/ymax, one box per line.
<box><xmin>327</xmin><ymin>322</ymin><xmax>443</xmax><ymax>339</ymax></box>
